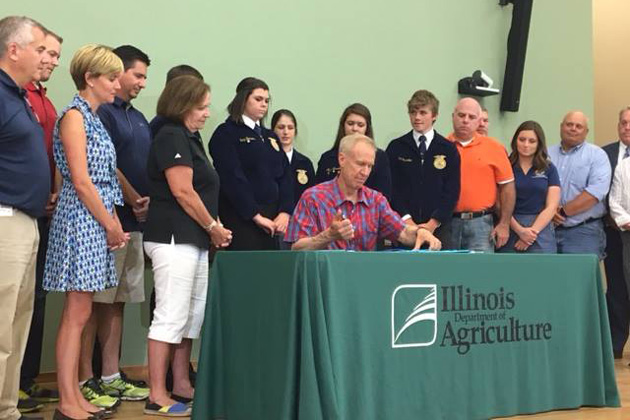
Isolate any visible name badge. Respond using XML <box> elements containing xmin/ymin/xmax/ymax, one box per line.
<box><xmin>398</xmin><ymin>156</ymin><xmax>413</xmax><ymax>163</ymax></box>
<box><xmin>239</xmin><ymin>137</ymin><xmax>256</xmax><ymax>143</ymax></box>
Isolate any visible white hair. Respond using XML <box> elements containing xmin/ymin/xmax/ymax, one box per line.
<box><xmin>339</xmin><ymin>134</ymin><xmax>376</xmax><ymax>155</ymax></box>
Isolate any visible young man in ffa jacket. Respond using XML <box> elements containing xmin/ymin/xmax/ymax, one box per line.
<box><xmin>386</xmin><ymin>90</ymin><xmax>460</xmax><ymax>248</ymax></box>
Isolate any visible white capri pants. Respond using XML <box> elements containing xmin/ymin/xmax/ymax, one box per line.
<box><xmin>144</xmin><ymin>240</ymin><xmax>208</xmax><ymax>344</ymax></box>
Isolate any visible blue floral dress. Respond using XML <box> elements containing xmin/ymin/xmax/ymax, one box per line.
<box><xmin>43</xmin><ymin>95</ymin><xmax>123</xmax><ymax>292</ymax></box>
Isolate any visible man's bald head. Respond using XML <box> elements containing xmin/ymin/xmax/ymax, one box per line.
<box><xmin>452</xmin><ymin>97</ymin><xmax>482</xmax><ymax>141</ymax></box>
<box><xmin>560</xmin><ymin>110</ymin><xmax>589</xmax><ymax>149</ymax></box>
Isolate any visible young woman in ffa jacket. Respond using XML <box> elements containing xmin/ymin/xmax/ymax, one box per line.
<box><xmin>209</xmin><ymin>77</ymin><xmax>293</xmax><ymax>250</ymax></box>
<box><xmin>271</xmin><ymin>109</ymin><xmax>314</xmax><ymax>209</ymax></box>
<box><xmin>315</xmin><ymin>103</ymin><xmax>392</xmax><ymax>199</ymax></box>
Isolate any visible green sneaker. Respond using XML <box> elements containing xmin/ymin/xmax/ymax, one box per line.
<box><xmin>80</xmin><ymin>378</ymin><xmax>121</xmax><ymax>410</ymax></box>
<box><xmin>101</xmin><ymin>376</ymin><xmax>150</xmax><ymax>401</ymax></box>
<box><xmin>24</xmin><ymin>383</ymin><xmax>60</xmax><ymax>403</ymax></box>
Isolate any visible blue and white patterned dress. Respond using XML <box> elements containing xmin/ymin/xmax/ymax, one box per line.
<box><xmin>43</xmin><ymin>94</ymin><xmax>123</xmax><ymax>292</ymax></box>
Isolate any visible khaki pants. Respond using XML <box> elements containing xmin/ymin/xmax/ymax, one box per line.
<box><xmin>0</xmin><ymin>209</ymin><xmax>39</xmax><ymax>420</ymax></box>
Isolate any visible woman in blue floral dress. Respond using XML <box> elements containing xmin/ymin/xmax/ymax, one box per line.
<box><xmin>43</xmin><ymin>44</ymin><xmax>128</xmax><ymax>420</ymax></box>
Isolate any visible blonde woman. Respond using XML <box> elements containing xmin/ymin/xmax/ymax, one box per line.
<box><xmin>44</xmin><ymin>44</ymin><xmax>127</xmax><ymax>420</ymax></box>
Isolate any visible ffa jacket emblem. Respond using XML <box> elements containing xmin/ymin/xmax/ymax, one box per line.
<box><xmin>269</xmin><ymin>138</ymin><xmax>280</xmax><ymax>151</ymax></box>
<box><xmin>296</xmin><ymin>169</ymin><xmax>309</xmax><ymax>185</ymax></box>
<box><xmin>433</xmin><ymin>155</ymin><xmax>446</xmax><ymax>169</ymax></box>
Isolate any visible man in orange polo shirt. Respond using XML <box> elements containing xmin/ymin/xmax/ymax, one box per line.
<box><xmin>447</xmin><ymin>98</ymin><xmax>515</xmax><ymax>252</ymax></box>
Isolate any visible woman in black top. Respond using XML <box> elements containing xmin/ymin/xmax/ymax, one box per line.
<box><xmin>209</xmin><ymin>77</ymin><xmax>293</xmax><ymax>250</ymax></box>
<box><xmin>143</xmin><ymin>76</ymin><xmax>231</xmax><ymax>415</ymax></box>
<box><xmin>315</xmin><ymin>103</ymin><xmax>392</xmax><ymax>199</ymax></box>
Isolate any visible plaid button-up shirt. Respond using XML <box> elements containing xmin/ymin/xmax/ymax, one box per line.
<box><xmin>285</xmin><ymin>179</ymin><xmax>405</xmax><ymax>250</ymax></box>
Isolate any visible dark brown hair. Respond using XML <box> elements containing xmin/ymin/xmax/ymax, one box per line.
<box><xmin>156</xmin><ymin>75</ymin><xmax>210</xmax><ymax>125</ymax></box>
<box><xmin>227</xmin><ymin>77</ymin><xmax>269</xmax><ymax>123</ymax></box>
<box><xmin>509</xmin><ymin>120</ymin><xmax>550</xmax><ymax>172</ymax></box>
<box><xmin>271</xmin><ymin>109</ymin><xmax>298</xmax><ymax>135</ymax></box>
<box><xmin>332</xmin><ymin>103</ymin><xmax>374</xmax><ymax>150</ymax></box>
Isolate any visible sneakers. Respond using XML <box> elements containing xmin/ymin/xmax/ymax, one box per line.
<box><xmin>120</xmin><ymin>370</ymin><xmax>148</xmax><ymax>388</ymax></box>
<box><xmin>23</xmin><ymin>383</ymin><xmax>60</xmax><ymax>403</ymax></box>
<box><xmin>80</xmin><ymin>378</ymin><xmax>121</xmax><ymax>410</ymax></box>
<box><xmin>17</xmin><ymin>390</ymin><xmax>44</xmax><ymax>413</ymax></box>
<box><xmin>101</xmin><ymin>375</ymin><xmax>150</xmax><ymax>401</ymax></box>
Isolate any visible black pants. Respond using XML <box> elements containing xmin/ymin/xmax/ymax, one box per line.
<box><xmin>20</xmin><ymin>217</ymin><xmax>49</xmax><ymax>389</ymax></box>
<box><xmin>604</xmin><ymin>224</ymin><xmax>630</xmax><ymax>355</ymax></box>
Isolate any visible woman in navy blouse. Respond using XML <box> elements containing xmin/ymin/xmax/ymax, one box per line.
<box><xmin>498</xmin><ymin>120</ymin><xmax>561</xmax><ymax>253</ymax></box>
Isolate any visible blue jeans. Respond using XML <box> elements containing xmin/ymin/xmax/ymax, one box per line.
<box><xmin>555</xmin><ymin>219</ymin><xmax>606</xmax><ymax>258</ymax></box>
<box><xmin>450</xmin><ymin>214</ymin><xmax>494</xmax><ymax>253</ymax></box>
<box><xmin>497</xmin><ymin>213</ymin><xmax>557</xmax><ymax>254</ymax></box>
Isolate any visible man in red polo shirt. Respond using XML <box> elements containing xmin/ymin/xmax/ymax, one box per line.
<box><xmin>20</xmin><ymin>29</ymin><xmax>63</xmax><ymax>411</ymax></box>
<box><xmin>447</xmin><ymin>98</ymin><xmax>515</xmax><ymax>252</ymax></box>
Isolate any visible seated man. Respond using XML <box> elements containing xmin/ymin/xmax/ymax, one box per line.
<box><xmin>286</xmin><ymin>134</ymin><xmax>441</xmax><ymax>251</ymax></box>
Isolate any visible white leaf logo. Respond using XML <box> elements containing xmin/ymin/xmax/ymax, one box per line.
<box><xmin>391</xmin><ymin>284</ymin><xmax>438</xmax><ymax>348</ymax></box>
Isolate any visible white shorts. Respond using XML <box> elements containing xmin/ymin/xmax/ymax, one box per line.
<box><xmin>144</xmin><ymin>239</ymin><xmax>208</xmax><ymax>344</ymax></box>
<box><xmin>94</xmin><ymin>232</ymin><xmax>145</xmax><ymax>304</ymax></box>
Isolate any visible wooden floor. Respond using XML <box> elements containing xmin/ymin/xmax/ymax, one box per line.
<box><xmin>32</xmin><ymin>357</ymin><xmax>630</xmax><ymax>420</ymax></box>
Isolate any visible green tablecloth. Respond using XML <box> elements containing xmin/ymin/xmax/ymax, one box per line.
<box><xmin>192</xmin><ymin>251</ymin><xmax>619</xmax><ymax>420</ymax></box>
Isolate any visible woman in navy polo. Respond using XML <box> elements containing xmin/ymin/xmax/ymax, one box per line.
<box><xmin>498</xmin><ymin>121</ymin><xmax>560</xmax><ymax>253</ymax></box>
<box><xmin>209</xmin><ymin>77</ymin><xmax>293</xmax><ymax>250</ymax></box>
<box><xmin>315</xmin><ymin>103</ymin><xmax>392</xmax><ymax>199</ymax></box>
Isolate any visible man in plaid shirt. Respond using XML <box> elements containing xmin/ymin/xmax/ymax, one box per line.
<box><xmin>285</xmin><ymin>134</ymin><xmax>441</xmax><ymax>251</ymax></box>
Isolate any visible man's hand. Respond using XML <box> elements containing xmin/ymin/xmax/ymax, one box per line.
<box><xmin>45</xmin><ymin>192</ymin><xmax>58</xmax><ymax>218</ymax></box>
<box><xmin>132</xmin><ymin>196</ymin><xmax>150</xmax><ymax>222</ymax></box>
<box><xmin>418</xmin><ymin>218</ymin><xmax>440</xmax><ymax>234</ymax></box>
<box><xmin>491</xmin><ymin>222</ymin><xmax>510</xmax><ymax>248</ymax></box>
<box><xmin>552</xmin><ymin>207</ymin><xmax>566</xmax><ymax>226</ymax></box>
<box><xmin>413</xmin><ymin>227</ymin><xmax>442</xmax><ymax>250</ymax></box>
<box><xmin>328</xmin><ymin>209</ymin><xmax>354</xmax><ymax>241</ymax></box>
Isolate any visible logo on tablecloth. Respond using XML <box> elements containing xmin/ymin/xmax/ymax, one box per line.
<box><xmin>391</xmin><ymin>284</ymin><xmax>438</xmax><ymax>348</ymax></box>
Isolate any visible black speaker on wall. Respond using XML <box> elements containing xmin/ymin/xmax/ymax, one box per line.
<box><xmin>500</xmin><ymin>0</ymin><xmax>534</xmax><ymax>112</ymax></box>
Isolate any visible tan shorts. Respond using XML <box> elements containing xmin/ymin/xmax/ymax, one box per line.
<box><xmin>93</xmin><ymin>231</ymin><xmax>145</xmax><ymax>304</ymax></box>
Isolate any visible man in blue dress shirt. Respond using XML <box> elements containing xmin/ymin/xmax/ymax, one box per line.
<box><xmin>548</xmin><ymin>111</ymin><xmax>611</xmax><ymax>256</ymax></box>
<box><xmin>78</xmin><ymin>45</ymin><xmax>152</xmax><ymax>404</ymax></box>
<box><xmin>0</xmin><ymin>16</ymin><xmax>51</xmax><ymax>420</ymax></box>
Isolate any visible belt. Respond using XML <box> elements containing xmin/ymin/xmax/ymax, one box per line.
<box><xmin>556</xmin><ymin>217</ymin><xmax>602</xmax><ymax>229</ymax></box>
<box><xmin>452</xmin><ymin>210</ymin><xmax>492</xmax><ymax>220</ymax></box>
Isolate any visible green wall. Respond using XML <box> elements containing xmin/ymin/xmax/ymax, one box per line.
<box><xmin>1</xmin><ymin>0</ymin><xmax>593</xmax><ymax>372</ymax></box>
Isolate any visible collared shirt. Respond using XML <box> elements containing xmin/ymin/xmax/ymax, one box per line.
<box><xmin>285</xmin><ymin>179</ymin><xmax>405</xmax><ymax>250</ymax></box>
<box><xmin>549</xmin><ymin>141</ymin><xmax>611</xmax><ymax>226</ymax></box>
<box><xmin>446</xmin><ymin>134</ymin><xmax>513</xmax><ymax>212</ymax></box>
<box><xmin>242</xmin><ymin>114</ymin><xmax>262</xmax><ymax>137</ymax></box>
<box><xmin>25</xmin><ymin>82</ymin><xmax>57</xmax><ymax>186</ymax></box>
<box><xmin>609</xmin><ymin>156</ymin><xmax>630</xmax><ymax>230</ymax></box>
<box><xmin>513</xmin><ymin>162</ymin><xmax>560</xmax><ymax>214</ymax></box>
<box><xmin>209</xmin><ymin>118</ymin><xmax>293</xmax><ymax>220</ymax></box>
<box><xmin>97</xmin><ymin>96</ymin><xmax>152</xmax><ymax>232</ymax></box>
<box><xmin>144</xmin><ymin>122</ymin><xmax>219</xmax><ymax>249</ymax></box>
<box><xmin>0</xmin><ymin>69</ymin><xmax>50</xmax><ymax>217</ymax></box>
<box><xmin>285</xmin><ymin>148</ymin><xmax>294</xmax><ymax>163</ymax></box>
<box><xmin>413</xmin><ymin>128</ymin><xmax>435</xmax><ymax>150</ymax></box>
<box><xmin>617</xmin><ymin>141</ymin><xmax>629</xmax><ymax>167</ymax></box>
